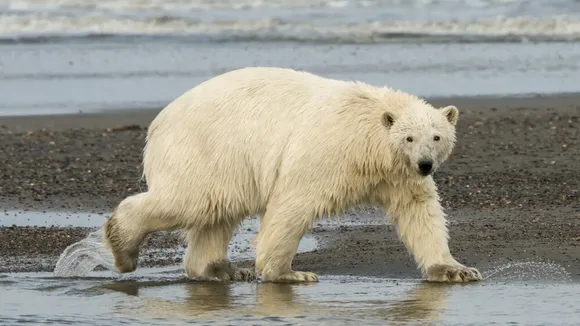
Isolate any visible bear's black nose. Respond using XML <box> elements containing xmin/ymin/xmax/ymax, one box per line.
<box><xmin>418</xmin><ymin>160</ymin><xmax>433</xmax><ymax>176</ymax></box>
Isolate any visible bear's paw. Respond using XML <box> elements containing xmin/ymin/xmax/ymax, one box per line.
<box><xmin>426</xmin><ymin>264</ymin><xmax>482</xmax><ymax>283</ymax></box>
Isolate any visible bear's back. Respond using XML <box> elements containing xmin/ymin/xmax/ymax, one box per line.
<box><xmin>177</xmin><ymin>66</ymin><xmax>346</xmax><ymax>120</ymax></box>
<box><xmin>147</xmin><ymin>67</ymin><xmax>355</xmax><ymax>153</ymax></box>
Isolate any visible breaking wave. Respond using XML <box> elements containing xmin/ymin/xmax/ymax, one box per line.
<box><xmin>2</xmin><ymin>0</ymin><xmax>580</xmax><ymax>44</ymax></box>
<box><xmin>2</xmin><ymin>14</ymin><xmax>580</xmax><ymax>44</ymax></box>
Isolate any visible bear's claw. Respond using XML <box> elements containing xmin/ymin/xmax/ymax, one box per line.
<box><xmin>200</xmin><ymin>260</ymin><xmax>257</xmax><ymax>282</ymax></box>
<box><xmin>214</xmin><ymin>267</ymin><xmax>256</xmax><ymax>282</ymax></box>
<box><xmin>264</xmin><ymin>271</ymin><xmax>319</xmax><ymax>284</ymax></box>
<box><xmin>427</xmin><ymin>264</ymin><xmax>482</xmax><ymax>283</ymax></box>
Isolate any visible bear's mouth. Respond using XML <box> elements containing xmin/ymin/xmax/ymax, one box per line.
<box><xmin>419</xmin><ymin>170</ymin><xmax>432</xmax><ymax>177</ymax></box>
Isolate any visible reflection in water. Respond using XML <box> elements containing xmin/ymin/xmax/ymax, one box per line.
<box><xmin>103</xmin><ymin>279</ymin><xmax>235</xmax><ymax>318</ymax></box>
<box><xmin>6</xmin><ymin>272</ymin><xmax>580</xmax><ymax>325</ymax></box>
<box><xmin>99</xmin><ymin>278</ymin><xmax>451</xmax><ymax>324</ymax></box>
<box><xmin>375</xmin><ymin>282</ymin><xmax>451</xmax><ymax>324</ymax></box>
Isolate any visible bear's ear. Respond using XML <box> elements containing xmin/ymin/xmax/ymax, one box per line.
<box><xmin>381</xmin><ymin>112</ymin><xmax>395</xmax><ymax>129</ymax></box>
<box><xmin>440</xmin><ymin>105</ymin><xmax>459</xmax><ymax>126</ymax></box>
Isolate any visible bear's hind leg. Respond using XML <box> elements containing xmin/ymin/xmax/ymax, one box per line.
<box><xmin>184</xmin><ymin>222</ymin><xmax>256</xmax><ymax>282</ymax></box>
<box><xmin>104</xmin><ymin>192</ymin><xmax>179</xmax><ymax>274</ymax></box>
<box><xmin>255</xmin><ymin>203</ymin><xmax>318</xmax><ymax>283</ymax></box>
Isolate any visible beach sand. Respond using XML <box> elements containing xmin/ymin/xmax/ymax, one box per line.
<box><xmin>1</xmin><ymin>94</ymin><xmax>579</xmax><ymax>280</ymax></box>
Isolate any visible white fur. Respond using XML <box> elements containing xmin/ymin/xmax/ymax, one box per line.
<box><xmin>104</xmin><ymin>67</ymin><xmax>481</xmax><ymax>283</ymax></box>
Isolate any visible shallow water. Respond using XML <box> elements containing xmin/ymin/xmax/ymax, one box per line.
<box><xmin>1</xmin><ymin>209</ymin><xmax>384</xmax><ymax>229</ymax></box>
<box><xmin>2</xmin><ymin>210</ymin><xmax>579</xmax><ymax>324</ymax></box>
<box><xmin>3</xmin><ymin>246</ymin><xmax>579</xmax><ymax>325</ymax></box>
<box><xmin>1</xmin><ymin>271</ymin><xmax>579</xmax><ymax>325</ymax></box>
<box><xmin>1</xmin><ymin>210</ymin><xmax>106</xmax><ymax>228</ymax></box>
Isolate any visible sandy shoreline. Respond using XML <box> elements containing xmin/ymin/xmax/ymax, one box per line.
<box><xmin>1</xmin><ymin>94</ymin><xmax>579</xmax><ymax>280</ymax></box>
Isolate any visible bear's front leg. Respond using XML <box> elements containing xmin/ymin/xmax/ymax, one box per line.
<box><xmin>254</xmin><ymin>202</ymin><xmax>318</xmax><ymax>283</ymax></box>
<box><xmin>385</xmin><ymin>181</ymin><xmax>482</xmax><ymax>283</ymax></box>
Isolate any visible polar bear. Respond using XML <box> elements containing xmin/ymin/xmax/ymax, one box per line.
<box><xmin>103</xmin><ymin>66</ymin><xmax>481</xmax><ymax>283</ymax></box>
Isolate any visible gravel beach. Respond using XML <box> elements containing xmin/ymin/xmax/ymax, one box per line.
<box><xmin>1</xmin><ymin>95</ymin><xmax>579</xmax><ymax>280</ymax></box>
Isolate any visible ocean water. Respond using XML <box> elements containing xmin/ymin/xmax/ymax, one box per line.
<box><xmin>1</xmin><ymin>0</ymin><xmax>580</xmax><ymax>116</ymax></box>
<box><xmin>2</xmin><ymin>0</ymin><xmax>580</xmax><ymax>43</ymax></box>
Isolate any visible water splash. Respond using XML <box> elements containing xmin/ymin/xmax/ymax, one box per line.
<box><xmin>482</xmin><ymin>259</ymin><xmax>572</xmax><ymax>282</ymax></box>
<box><xmin>53</xmin><ymin>226</ymin><xmax>120</xmax><ymax>277</ymax></box>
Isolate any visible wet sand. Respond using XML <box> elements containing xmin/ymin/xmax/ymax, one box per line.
<box><xmin>1</xmin><ymin>94</ymin><xmax>579</xmax><ymax>280</ymax></box>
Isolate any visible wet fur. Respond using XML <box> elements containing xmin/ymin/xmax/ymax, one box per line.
<box><xmin>101</xmin><ymin>67</ymin><xmax>481</xmax><ymax>283</ymax></box>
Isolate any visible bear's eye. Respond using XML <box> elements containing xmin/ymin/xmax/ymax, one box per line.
<box><xmin>434</xmin><ymin>135</ymin><xmax>440</xmax><ymax>141</ymax></box>
<box><xmin>406</xmin><ymin>137</ymin><xmax>413</xmax><ymax>142</ymax></box>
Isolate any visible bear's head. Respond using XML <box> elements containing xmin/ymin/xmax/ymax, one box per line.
<box><xmin>382</xmin><ymin>104</ymin><xmax>459</xmax><ymax>177</ymax></box>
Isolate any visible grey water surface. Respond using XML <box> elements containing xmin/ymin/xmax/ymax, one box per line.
<box><xmin>1</xmin><ymin>210</ymin><xmax>578</xmax><ymax>325</ymax></box>
<box><xmin>1</xmin><ymin>271</ymin><xmax>578</xmax><ymax>325</ymax></box>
